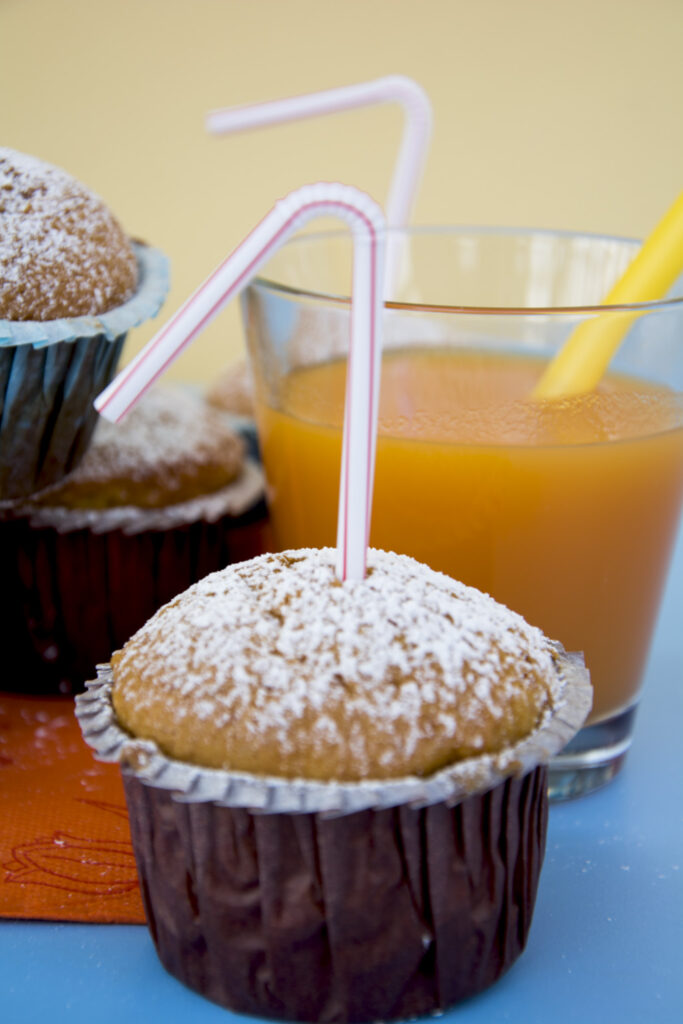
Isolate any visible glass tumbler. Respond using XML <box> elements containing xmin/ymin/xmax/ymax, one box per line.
<box><xmin>241</xmin><ymin>226</ymin><xmax>683</xmax><ymax>800</ymax></box>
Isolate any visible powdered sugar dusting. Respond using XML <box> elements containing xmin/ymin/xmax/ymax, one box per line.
<box><xmin>113</xmin><ymin>548</ymin><xmax>565</xmax><ymax>781</ymax></box>
<box><xmin>33</xmin><ymin>386</ymin><xmax>244</xmax><ymax>509</ymax></box>
<box><xmin>0</xmin><ymin>147</ymin><xmax>138</xmax><ymax>320</ymax></box>
<box><xmin>69</xmin><ymin>387</ymin><xmax>240</xmax><ymax>484</ymax></box>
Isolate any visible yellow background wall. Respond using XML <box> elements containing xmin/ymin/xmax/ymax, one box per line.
<box><xmin>3</xmin><ymin>0</ymin><xmax>682</xmax><ymax>385</ymax></box>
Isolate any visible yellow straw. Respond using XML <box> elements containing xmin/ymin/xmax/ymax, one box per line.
<box><xmin>533</xmin><ymin>190</ymin><xmax>683</xmax><ymax>399</ymax></box>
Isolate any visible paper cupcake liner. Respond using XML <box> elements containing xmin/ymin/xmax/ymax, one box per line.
<box><xmin>75</xmin><ymin>656</ymin><xmax>587</xmax><ymax>1020</ymax></box>
<box><xmin>6</xmin><ymin>458</ymin><xmax>264</xmax><ymax>535</ymax></box>
<box><xmin>76</xmin><ymin>649</ymin><xmax>590</xmax><ymax>814</ymax></box>
<box><xmin>0</xmin><ymin>243</ymin><xmax>169</xmax><ymax>500</ymax></box>
<box><xmin>0</xmin><ymin>465</ymin><xmax>269</xmax><ymax>694</ymax></box>
<box><xmin>121</xmin><ymin>765</ymin><xmax>548</xmax><ymax>1021</ymax></box>
<box><xmin>0</xmin><ymin>242</ymin><xmax>169</xmax><ymax>348</ymax></box>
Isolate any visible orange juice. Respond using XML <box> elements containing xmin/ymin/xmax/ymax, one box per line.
<box><xmin>256</xmin><ymin>347</ymin><xmax>683</xmax><ymax>725</ymax></box>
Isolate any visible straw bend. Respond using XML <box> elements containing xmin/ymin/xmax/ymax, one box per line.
<box><xmin>95</xmin><ymin>182</ymin><xmax>386</xmax><ymax>582</ymax></box>
<box><xmin>206</xmin><ymin>75</ymin><xmax>433</xmax><ymax>231</ymax></box>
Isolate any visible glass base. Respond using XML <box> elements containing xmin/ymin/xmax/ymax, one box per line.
<box><xmin>547</xmin><ymin>705</ymin><xmax>638</xmax><ymax>801</ymax></box>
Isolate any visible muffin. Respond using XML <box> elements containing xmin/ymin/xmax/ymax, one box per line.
<box><xmin>0</xmin><ymin>385</ymin><xmax>268</xmax><ymax>694</ymax></box>
<box><xmin>206</xmin><ymin>358</ymin><xmax>255</xmax><ymax>419</ymax></box>
<box><xmin>206</xmin><ymin>357</ymin><xmax>259</xmax><ymax>459</ymax></box>
<box><xmin>32</xmin><ymin>385</ymin><xmax>245</xmax><ymax>511</ymax></box>
<box><xmin>0</xmin><ymin>147</ymin><xmax>169</xmax><ymax>499</ymax></box>
<box><xmin>76</xmin><ymin>547</ymin><xmax>592</xmax><ymax>1021</ymax></box>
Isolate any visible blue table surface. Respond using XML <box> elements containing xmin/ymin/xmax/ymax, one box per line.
<box><xmin>2</xmin><ymin>531</ymin><xmax>682</xmax><ymax>1024</ymax></box>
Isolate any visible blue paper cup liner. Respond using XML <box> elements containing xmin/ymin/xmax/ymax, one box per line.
<box><xmin>0</xmin><ymin>242</ymin><xmax>169</xmax><ymax>500</ymax></box>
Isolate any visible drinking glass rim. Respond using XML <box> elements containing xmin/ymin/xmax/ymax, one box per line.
<box><xmin>251</xmin><ymin>223</ymin><xmax>683</xmax><ymax>316</ymax></box>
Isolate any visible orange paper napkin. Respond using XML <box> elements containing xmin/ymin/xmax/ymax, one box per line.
<box><xmin>0</xmin><ymin>693</ymin><xmax>145</xmax><ymax>923</ymax></box>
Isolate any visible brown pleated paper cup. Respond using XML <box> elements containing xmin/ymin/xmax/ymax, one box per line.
<box><xmin>76</xmin><ymin>653</ymin><xmax>591</xmax><ymax>1022</ymax></box>
<box><xmin>0</xmin><ymin>462</ymin><xmax>267</xmax><ymax>694</ymax></box>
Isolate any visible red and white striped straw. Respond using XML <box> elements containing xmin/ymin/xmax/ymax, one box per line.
<box><xmin>95</xmin><ymin>183</ymin><xmax>385</xmax><ymax>582</ymax></box>
<box><xmin>206</xmin><ymin>75</ymin><xmax>432</xmax><ymax>291</ymax></box>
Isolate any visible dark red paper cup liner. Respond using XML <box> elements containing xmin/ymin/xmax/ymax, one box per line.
<box><xmin>0</xmin><ymin>464</ymin><xmax>268</xmax><ymax>694</ymax></box>
<box><xmin>122</xmin><ymin>767</ymin><xmax>548</xmax><ymax>1022</ymax></box>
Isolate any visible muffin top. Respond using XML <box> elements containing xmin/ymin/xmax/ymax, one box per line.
<box><xmin>111</xmin><ymin>548</ymin><xmax>565</xmax><ymax>782</ymax></box>
<box><xmin>0</xmin><ymin>147</ymin><xmax>138</xmax><ymax>320</ymax></box>
<box><xmin>33</xmin><ymin>385</ymin><xmax>245</xmax><ymax>510</ymax></box>
<box><xmin>206</xmin><ymin>360</ymin><xmax>255</xmax><ymax>418</ymax></box>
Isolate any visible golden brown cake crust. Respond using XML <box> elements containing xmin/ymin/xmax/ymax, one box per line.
<box><xmin>33</xmin><ymin>386</ymin><xmax>245</xmax><ymax>510</ymax></box>
<box><xmin>0</xmin><ymin>147</ymin><xmax>138</xmax><ymax>321</ymax></box>
<box><xmin>111</xmin><ymin>548</ymin><xmax>565</xmax><ymax>783</ymax></box>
